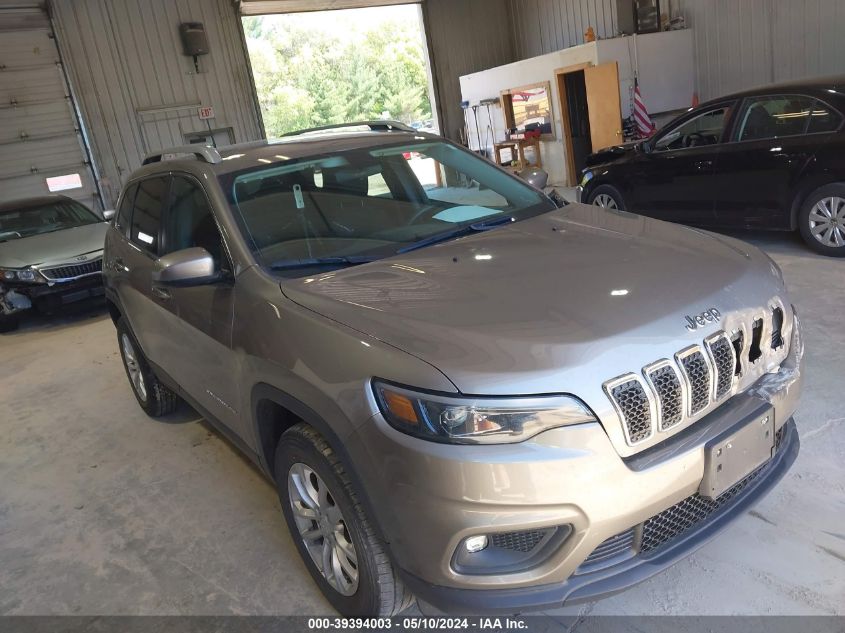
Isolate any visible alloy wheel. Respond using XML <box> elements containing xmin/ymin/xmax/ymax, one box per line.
<box><xmin>288</xmin><ymin>463</ymin><xmax>359</xmax><ymax>596</ymax></box>
<box><xmin>808</xmin><ymin>196</ymin><xmax>845</xmax><ymax>248</ymax></box>
<box><xmin>593</xmin><ymin>193</ymin><xmax>619</xmax><ymax>209</ymax></box>
<box><xmin>121</xmin><ymin>333</ymin><xmax>147</xmax><ymax>401</ymax></box>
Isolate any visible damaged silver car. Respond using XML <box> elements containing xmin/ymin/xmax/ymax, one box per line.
<box><xmin>0</xmin><ymin>195</ymin><xmax>113</xmax><ymax>332</ymax></box>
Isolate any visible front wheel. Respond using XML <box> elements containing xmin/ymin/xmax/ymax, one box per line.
<box><xmin>588</xmin><ymin>184</ymin><xmax>626</xmax><ymax>211</ymax></box>
<box><xmin>276</xmin><ymin>423</ymin><xmax>414</xmax><ymax>616</ymax></box>
<box><xmin>0</xmin><ymin>312</ymin><xmax>20</xmax><ymax>333</ymax></box>
<box><xmin>116</xmin><ymin>318</ymin><xmax>179</xmax><ymax>417</ymax></box>
<box><xmin>798</xmin><ymin>184</ymin><xmax>845</xmax><ymax>256</ymax></box>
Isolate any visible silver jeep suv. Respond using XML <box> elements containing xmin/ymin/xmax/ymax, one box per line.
<box><xmin>103</xmin><ymin>122</ymin><xmax>802</xmax><ymax>616</ymax></box>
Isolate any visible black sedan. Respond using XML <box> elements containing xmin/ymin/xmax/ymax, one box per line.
<box><xmin>579</xmin><ymin>76</ymin><xmax>845</xmax><ymax>256</ymax></box>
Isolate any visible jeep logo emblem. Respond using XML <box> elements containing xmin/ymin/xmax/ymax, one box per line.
<box><xmin>685</xmin><ymin>308</ymin><xmax>721</xmax><ymax>331</ymax></box>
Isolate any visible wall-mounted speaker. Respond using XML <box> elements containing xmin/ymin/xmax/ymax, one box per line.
<box><xmin>179</xmin><ymin>22</ymin><xmax>209</xmax><ymax>57</ymax></box>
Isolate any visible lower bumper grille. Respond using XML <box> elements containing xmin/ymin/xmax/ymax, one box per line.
<box><xmin>491</xmin><ymin>530</ymin><xmax>547</xmax><ymax>553</ymax></box>
<box><xmin>580</xmin><ymin>425</ymin><xmax>788</xmax><ymax>567</ymax></box>
<box><xmin>579</xmin><ymin>528</ymin><xmax>636</xmax><ymax>569</ymax></box>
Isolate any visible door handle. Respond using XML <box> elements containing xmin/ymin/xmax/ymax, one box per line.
<box><xmin>695</xmin><ymin>160</ymin><xmax>713</xmax><ymax>170</ymax></box>
<box><xmin>112</xmin><ymin>257</ymin><xmax>128</xmax><ymax>273</ymax></box>
<box><xmin>151</xmin><ymin>286</ymin><xmax>171</xmax><ymax>300</ymax></box>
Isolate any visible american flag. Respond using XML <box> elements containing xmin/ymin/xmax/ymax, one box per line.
<box><xmin>633</xmin><ymin>81</ymin><xmax>656</xmax><ymax>137</ymax></box>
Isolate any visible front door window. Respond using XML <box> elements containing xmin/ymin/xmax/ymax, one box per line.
<box><xmin>653</xmin><ymin>107</ymin><xmax>730</xmax><ymax>152</ymax></box>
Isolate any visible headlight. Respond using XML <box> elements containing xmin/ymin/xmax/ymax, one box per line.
<box><xmin>580</xmin><ymin>170</ymin><xmax>594</xmax><ymax>187</ymax></box>
<box><xmin>373</xmin><ymin>380</ymin><xmax>595</xmax><ymax>444</ymax></box>
<box><xmin>0</xmin><ymin>268</ymin><xmax>43</xmax><ymax>283</ymax></box>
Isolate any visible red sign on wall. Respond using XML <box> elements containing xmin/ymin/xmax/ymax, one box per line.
<box><xmin>198</xmin><ymin>106</ymin><xmax>215</xmax><ymax>120</ymax></box>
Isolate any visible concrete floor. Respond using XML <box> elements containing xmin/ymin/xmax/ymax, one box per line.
<box><xmin>1</xmin><ymin>229</ymin><xmax>843</xmax><ymax>617</ymax></box>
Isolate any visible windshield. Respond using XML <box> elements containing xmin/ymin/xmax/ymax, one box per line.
<box><xmin>0</xmin><ymin>200</ymin><xmax>100</xmax><ymax>242</ymax></box>
<box><xmin>222</xmin><ymin>139</ymin><xmax>553</xmax><ymax>277</ymax></box>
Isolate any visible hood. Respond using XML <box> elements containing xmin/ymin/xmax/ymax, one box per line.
<box><xmin>281</xmin><ymin>204</ymin><xmax>786</xmax><ymax>400</ymax></box>
<box><xmin>0</xmin><ymin>222</ymin><xmax>108</xmax><ymax>269</ymax></box>
<box><xmin>584</xmin><ymin>141</ymin><xmax>640</xmax><ymax>169</ymax></box>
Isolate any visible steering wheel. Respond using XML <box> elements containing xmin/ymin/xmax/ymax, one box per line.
<box><xmin>405</xmin><ymin>203</ymin><xmax>441</xmax><ymax>226</ymax></box>
<box><xmin>683</xmin><ymin>132</ymin><xmax>706</xmax><ymax>148</ymax></box>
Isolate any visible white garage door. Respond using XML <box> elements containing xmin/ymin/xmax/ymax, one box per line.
<box><xmin>0</xmin><ymin>6</ymin><xmax>100</xmax><ymax>209</ymax></box>
<box><xmin>239</xmin><ymin>0</ymin><xmax>419</xmax><ymax>15</ymax></box>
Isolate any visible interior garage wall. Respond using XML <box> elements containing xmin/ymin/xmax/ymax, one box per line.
<box><xmin>675</xmin><ymin>0</ymin><xmax>845</xmax><ymax>102</ymax></box>
<box><xmin>50</xmin><ymin>0</ymin><xmax>263</xmax><ymax>207</ymax></box>
<box><xmin>508</xmin><ymin>0</ymin><xmax>845</xmax><ymax>105</ymax></box>
<box><xmin>507</xmin><ymin>0</ymin><xmax>618</xmax><ymax>60</ymax></box>
<box><xmin>423</xmin><ymin>0</ymin><xmax>515</xmax><ymax>141</ymax></box>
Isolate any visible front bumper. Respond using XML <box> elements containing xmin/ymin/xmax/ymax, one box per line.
<box><xmin>575</xmin><ymin>185</ymin><xmax>584</xmax><ymax>203</ymax></box>
<box><xmin>1</xmin><ymin>274</ymin><xmax>104</xmax><ymax>314</ymax></box>
<box><xmin>402</xmin><ymin>419</ymin><xmax>798</xmax><ymax>613</ymax></box>
<box><xmin>347</xmin><ymin>350</ymin><xmax>802</xmax><ymax>613</ymax></box>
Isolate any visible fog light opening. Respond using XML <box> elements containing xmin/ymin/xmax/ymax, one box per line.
<box><xmin>464</xmin><ymin>535</ymin><xmax>489</xmax><ymax>553</ymax></box>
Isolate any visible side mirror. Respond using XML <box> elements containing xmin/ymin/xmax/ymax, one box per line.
<box><xmin>152</xmin><ymin>247</ymin><xmax>218</xmax><ymax>286</ymax></box>
<box><xmin>548</xmin><ymin>189</ymin><xmax>569</xmax><ymax>208</ymax></box>
<box><xmin>103</xmin><ymin>209</ymin><xmax>116</xmax><ymax>221</ymax></box>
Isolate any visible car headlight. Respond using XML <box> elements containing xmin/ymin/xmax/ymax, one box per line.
<box><xmin>373</xmin><ymin>380</ymin><xmax>596</xmax><ymax>444</ymax></box>
<box><xmin>580</xmin><ymin>170</ymin><xmax>594</xmax><ymax>187</ymax></box>
<box><xmin>0</xmin><ymin>268</ymin><xmax>43</xmax><ymax>283</ymax></box>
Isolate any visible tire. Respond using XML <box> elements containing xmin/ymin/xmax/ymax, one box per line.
<box><xmin>116</xmin><ymin>317</ymin><xmax>179</xmax><ymax>417</ymax></box>
<box><xmin>0</xmin><ymin>312</ymin><xmax>20</xmax><ymax>333</ymax></box>
<box><xmin>798</xmin><ymin>183</ymin><xmax>845</xmax><ymax>257</ymax></box>
<box><xmin>276</xmin><ymin>423</ymin><xmax>415</xmax><ymax>616</ymax></box>
<box><xmin>588</xmin><ymin>184</ymin><xmax>626</xmax><ymax>211</ymax></box>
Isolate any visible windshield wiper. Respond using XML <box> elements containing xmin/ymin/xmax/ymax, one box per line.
<box><xmin>270</xmin><ymin>256</ymin><xmax>377</xmax><ymax>271</ymax></box>
<box><xmin>398</xmin><ymin>216</ymin><xmax>515</xmax><ymax>254</ymax></box>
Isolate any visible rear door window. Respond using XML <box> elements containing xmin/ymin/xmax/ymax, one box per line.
<box><xmin>735</xmin><ymin>95</ymin><xmax>842</xmax><ymax>141</ymax></box>
<box><xmin>130</xmin><ymin>176</ymin><xmax>169</xmax><ymax>255</ymax></box>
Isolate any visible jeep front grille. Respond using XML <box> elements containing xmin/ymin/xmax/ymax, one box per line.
<box><xmin>603</xmin><ymin>301</ymin><xmax>790</xmax><ymax>448</ymax></box>
<box><xmin>645</xmin><ymin>363</ymin><xmax>684</xmax><ymax>430</ymax></box>
<box><xmin>706</xmin><ymin>334</ymin><xmax>735</xmax><ymax>401</ymax></box>
<box><xmin>771</xmin><ymin>307</ymin><xmax>784</xmax><ymax>350</ymax></box>
<box><xmin>40</xmin><ymin>259</ymin><xmax>103</xmax><ymax>281</ymax></box>
<box><xmin>606</xmin><ymin>378</ymin><xmax>653</xmax><ymax>444</ymax></box>
<box><xmin>678</xmin><ymin>347</ymin><xmax>711</xmax><ymax>415</ymax></box>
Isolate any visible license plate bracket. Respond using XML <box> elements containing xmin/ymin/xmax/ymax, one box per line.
<box><xmin>699</xmin><ymin>406</ymin><xmax>775</xmax><ymax>500</ymax></box>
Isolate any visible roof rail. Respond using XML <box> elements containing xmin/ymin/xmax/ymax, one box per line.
<box><xmin>143</xmin><ymin>145</ymin><xmax>222</xmax><ymax>166</ymax></box>
<box><xmin>282</xmin><ymin>120</ymin><xmax>419</xmax><ymax>137</ymax></box>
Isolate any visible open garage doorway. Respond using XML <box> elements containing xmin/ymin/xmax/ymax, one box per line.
<box><xmin>240</xmin><ymin>2</ymin><xmax>438</xmax><ymax>138</ymax></box>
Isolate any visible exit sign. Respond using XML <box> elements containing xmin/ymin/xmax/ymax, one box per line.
<box><xmin>198</xmin><ymin>106</ymin><xmax>215</xmax><ymax>120</ymax></box>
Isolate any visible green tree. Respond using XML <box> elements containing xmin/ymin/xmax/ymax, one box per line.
<box><xmin>243</xmin><ymin>11</ymin><xmax>433</xmax><ymax>137</ymax></box>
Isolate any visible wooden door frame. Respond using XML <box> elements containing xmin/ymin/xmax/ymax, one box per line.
<box><xmin>554</xmin><ymin>62</ymin><xmax>593</xmax><ymax>187</ymax></box>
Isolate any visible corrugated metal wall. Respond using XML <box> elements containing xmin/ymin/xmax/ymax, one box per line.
<box><xmin>677</xmin><ymin>0</ymin><xmax>845</xmax><ymax>102</ymax></box>
<box><xmin>508</xmin><ymin>0</ymin><xmax>618</xmax><ymax>59</ymax></box>
<box><xmin>51</xmin><ymin>0</ymin><xmax>263</xmax><ymax>207</ymax></box>
<box><xmin>423</xmin><ymin>0</ymin><xmax>515</xmax><ymax>141</ymax></box>
<box><xmin>0</xmin><ymin>6</ymin><xmax>101</xmax><ymax>208</ymax></box>
<box><xmin>508</xmin><ymin>0</ymin><xmax>845</xmax><ymax>104</ymax></box>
